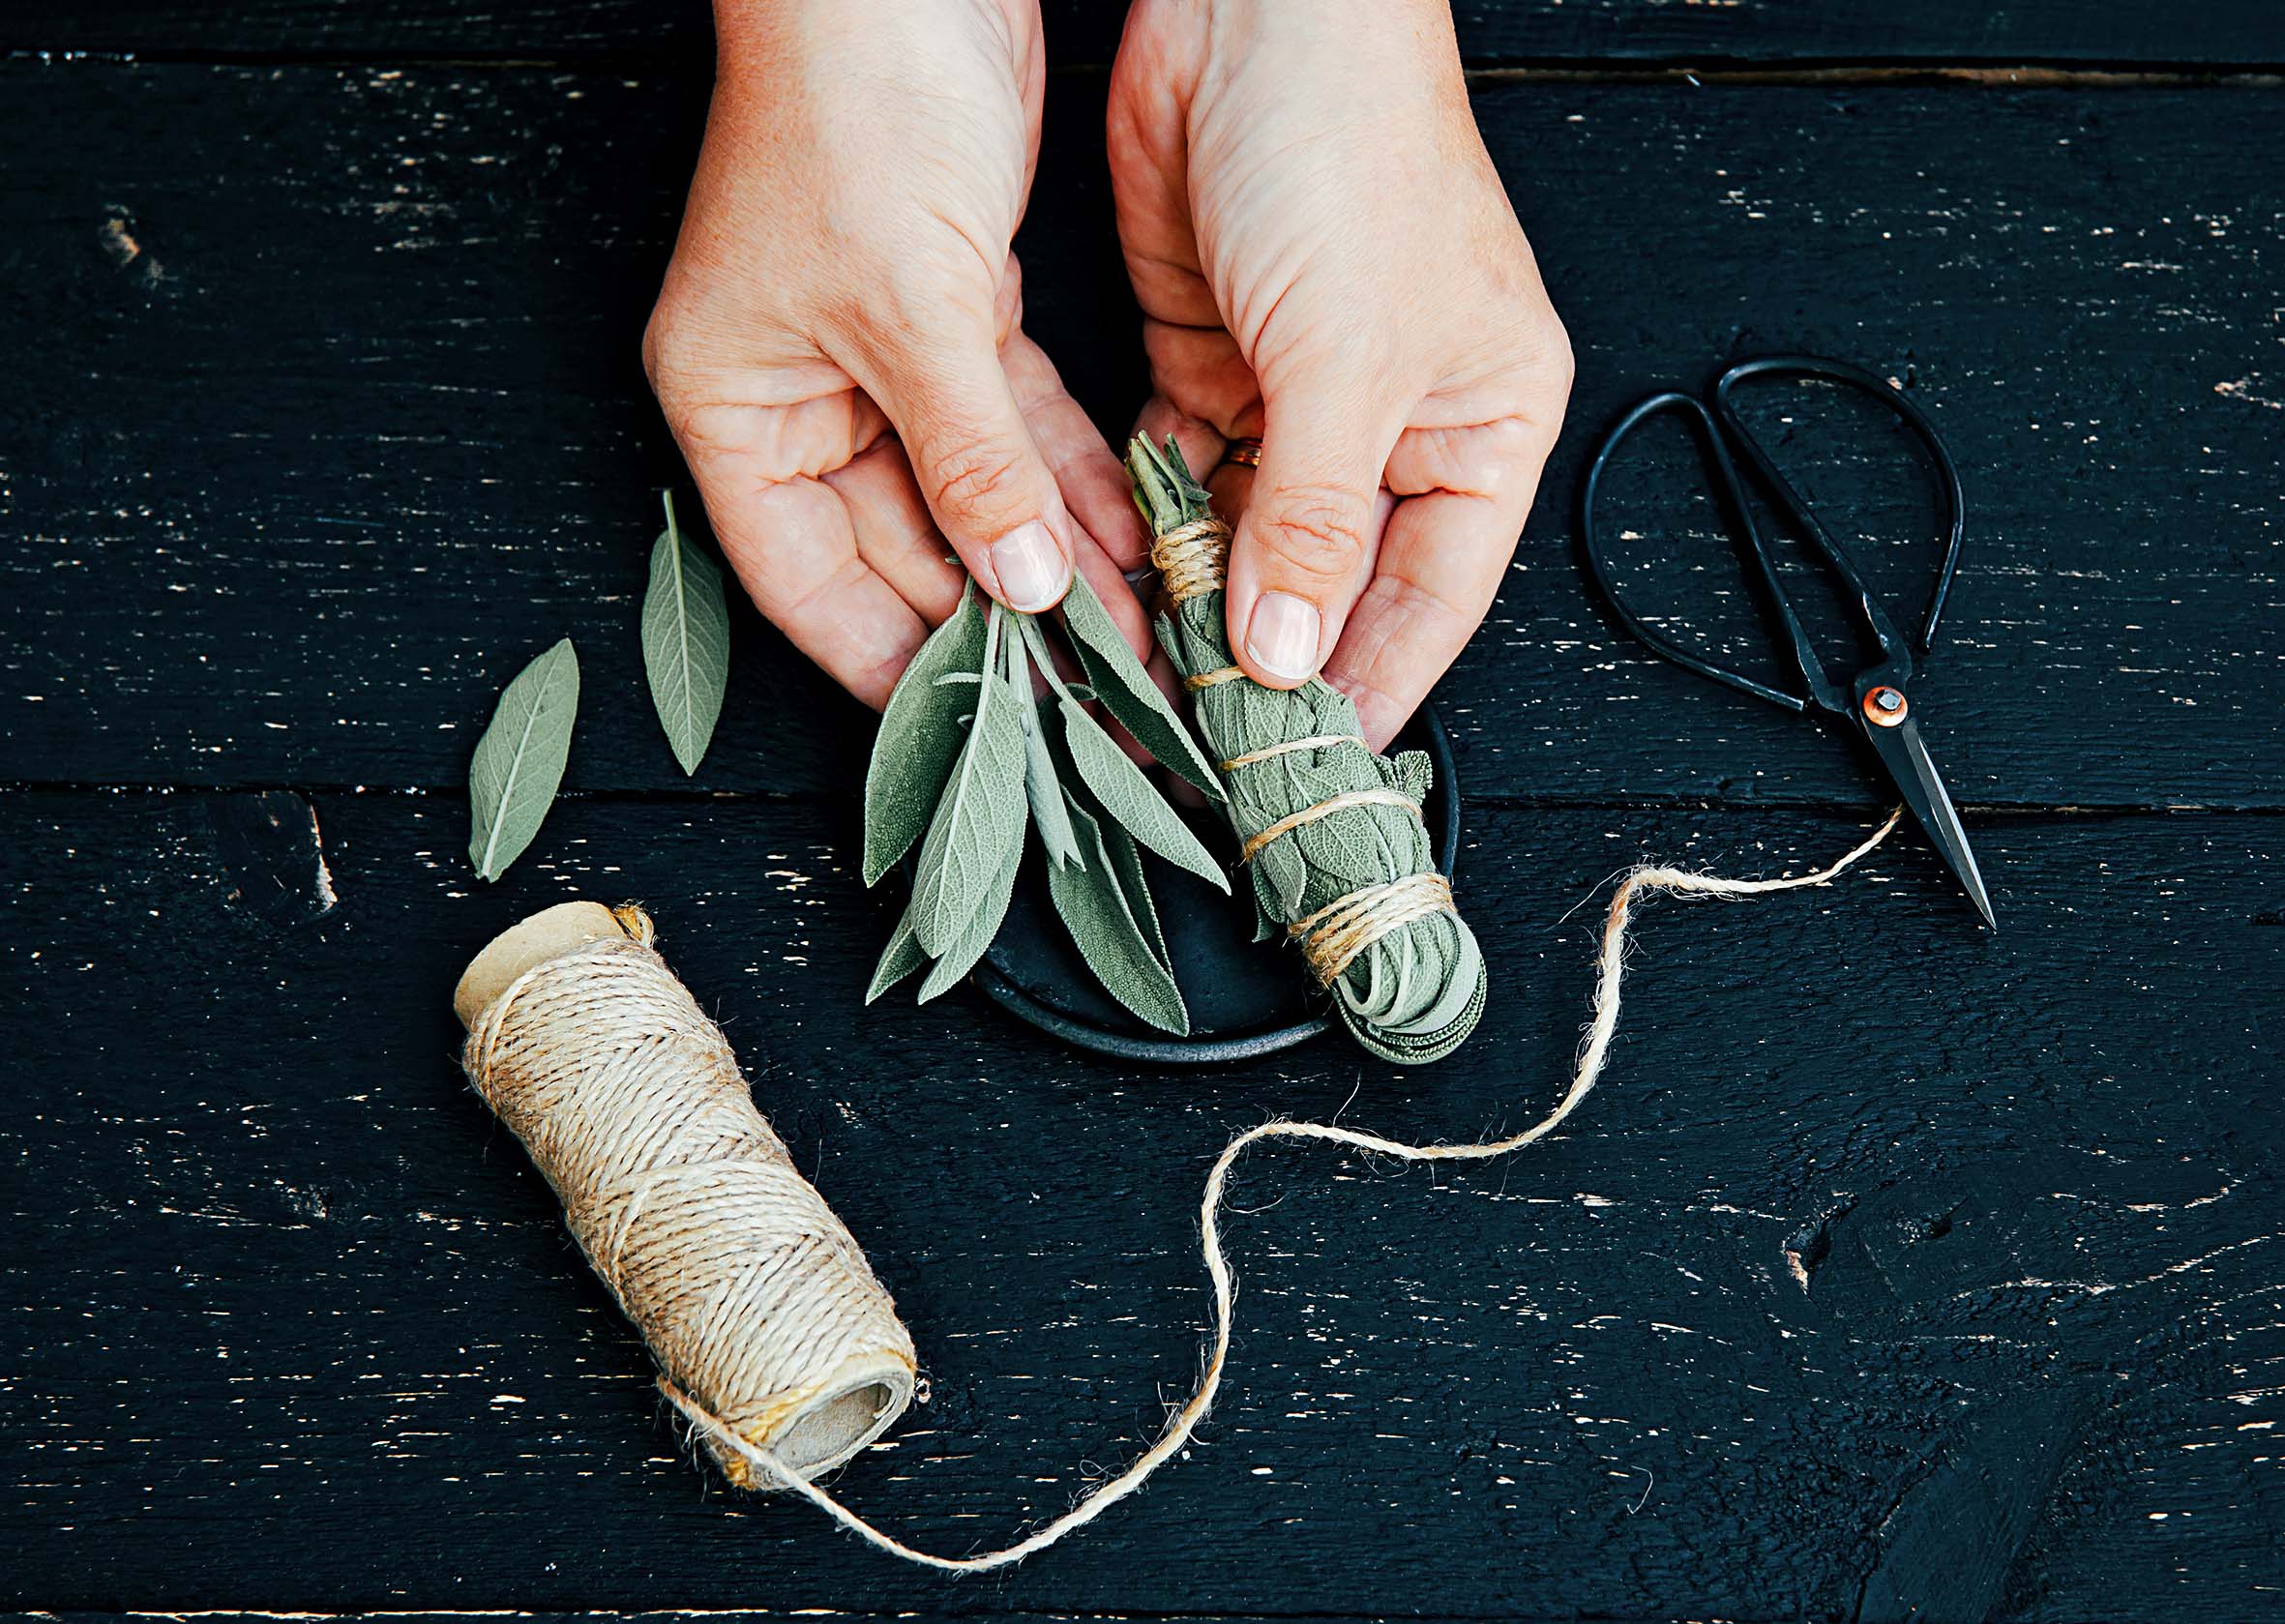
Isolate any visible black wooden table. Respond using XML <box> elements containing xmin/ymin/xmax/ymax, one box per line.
<box><xmin>5</xmin><ymin>4</ymin><xmax>2281</xmax><ymax>1619</ymax></box>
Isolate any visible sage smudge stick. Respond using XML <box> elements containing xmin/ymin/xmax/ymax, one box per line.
<box><xmin>861</xmin><ymin>573</ymin><xmax>1228</xmax><ymax>1034</ymax></box>
<box><xmin>1127</xmin><ymin>436</ymin><xmax>1487</xmax><ymax>1064</ymax></box>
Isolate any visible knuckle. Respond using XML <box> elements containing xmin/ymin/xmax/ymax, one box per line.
<box><xmin>915</xmin><ymin>433</ymin><xmax>1028</xmax><ymax>524</ymax></box>
<box><xmin>1259</xmin><ymin>487</ymin><xmax>1370</xmax><ymax>581</ymax></box>
<box><xmin>641</xmin><ymin>305</ymin><xmax>693</xmax><ymax>401</ymax></box>
<box><xmin>1538</xmin><ymin>310</ymin><xmax>1577</xmax><ymax>397</ymax></box>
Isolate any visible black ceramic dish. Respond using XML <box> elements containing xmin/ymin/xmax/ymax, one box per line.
<box><xmin>971</xmin><ymin>703</ymin><xmax>1464</xmax><ymax>1064</ymax></box>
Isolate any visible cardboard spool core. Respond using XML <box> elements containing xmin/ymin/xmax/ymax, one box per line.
<box><xmin>456</xmin><ymin>901</ymin><xmax>915</xmax><ymax>1481</ymax></box>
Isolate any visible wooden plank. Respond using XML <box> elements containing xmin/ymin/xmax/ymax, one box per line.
<box><xmin>8</xmin><ymin>0</ymin><xmax>2284</xmax><ymax>69</ymax></box>
<box><xmin>4</xmin><ymin>66</ymin><xmax>2280</xmax><ymax>812</ymax></box>
<box><xmin>3</xmin><ymin>789</ymin><xmax>2276</xmax><ymax>1616</ymax></box>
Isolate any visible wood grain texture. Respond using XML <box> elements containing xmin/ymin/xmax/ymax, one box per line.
<box><xmin>8</xmin><ymin>0</ymin><xmax>2284</xmax><ymax>68</ymax></box>
<box><xmin>3</xmin><ymin>64</ymin><xmax>2279</xmax><ymax>811</ymax></box>
<box><xmin>4</xmin><ymin>789</ymin><xmax>2277</xmax><ymax>1616</ymax></box>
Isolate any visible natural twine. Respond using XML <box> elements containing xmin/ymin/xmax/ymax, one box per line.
<box><xmin>1290</xmin><ymin>871</ymin><xmax>1456</xmax><ymax>985</ymax></box>
<box><xmin>1237</xmin><ymin>786</ymin><xmax>1426</xmax><ymax>865</ymax></box>
<box><xmin>1151</xmin><ymin>515</ymin><xmax>1232</xmax><ymax>603</ymax></box>
<box><xmin>1219</xmin><ymin>733</ymin><xmax>1367</xmax><ymax>772</ymax></box>
<box><xmin>462</xmin><ymin>913</ymin><xmax>918</xmax><ymax>1488</ymax></box>
<box><xmin>653</xmin><ymin>808</ymin><xmax>1906</xmax><ymax>1570</ymax></box>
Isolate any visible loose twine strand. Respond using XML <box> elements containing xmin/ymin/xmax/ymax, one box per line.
<box><xmin>665</xmin><ymin>807</ymin><xmax>1906</xmax><ymax>1571</ymax></box>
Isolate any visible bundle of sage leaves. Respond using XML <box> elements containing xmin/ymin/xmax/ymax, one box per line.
<box><xmin>1128</xmin><ymin>435</ymin><xmax>1487</xmax><ymax>1064</ymax></box>
<box><xmin>862</xmin><ymin>574</ymin><xmax>1229</xmax><ymax>1034</ymax></box>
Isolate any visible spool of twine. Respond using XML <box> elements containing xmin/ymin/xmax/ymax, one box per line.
<box><xmin>452</xmin><ymin>812</ymin><xmax>1900</xmax><ymax>1569</ymax></box>
<box><xmin>455</xmin><ymin>901</ymin><xmax>917</xmax><ymax>1486</ymax></box>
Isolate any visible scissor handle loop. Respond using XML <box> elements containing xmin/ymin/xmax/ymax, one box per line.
<box><xmin>1713</xmin><ymin>355</ymin><xmax>1967</xmax><ymax>653</ymax></box>
<box><xmin>1579</xmin><ymin>389</ymin><xmax>1816</xmax><ymax>714</ymax></box>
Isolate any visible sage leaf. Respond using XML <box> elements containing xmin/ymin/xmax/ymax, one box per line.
<box><xmin>909</xmin><ymin>619</ymin><xmax>1028</xmax><ymax>955</ymax></box>
<box><xmin>1059</xmin><ymin>696</ymin><xmax>1228</xmax><ymax>892</ymax></box>
<box><xmin>1024</xmin><ymin>698</ymin><xmax>1082</xmax><ymax>869</ymax></box>
<box><xmin>1097</xmin><ymin>816</ymin><xmax>1170</xmax><ymax>971</ymax></box>
<box><xmin>1059</xmin><ymin>571</ymin><xmax>1223</xmax><ymax>799</ymax></box>
<box><xmin>467</xmin><ymin>637</ymin><xmax>579</xmax><ymax>882</ymax></box>
<box><xmin>1051</xmin><ymin>793</ymin><xmax>1187</xmax><ymax>1033</ymax></box>
<box><xmin>639</xmin><ymin>489</ymin><xmax>730</xmax><ymax>776</ymax></box>
<box><xmin>915</xmin><ymin>829</ymin><xmax>1024</xmax><ymax>1003</ymax></box>
<box><xmin>866</xmin><ymin>900</ymin><xmax>927</xmax><ymax>1002</ymax></box>
<box><xmin>863</xmin><ymin>581</ymin><xmax>988</xmax><ymax>886</ymax></box>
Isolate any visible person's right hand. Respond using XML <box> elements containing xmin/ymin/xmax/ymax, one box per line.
<box><xmin>644</xmin><ymin>0</ymin><xmax>1153</xmax><ymax>708</ymax></box>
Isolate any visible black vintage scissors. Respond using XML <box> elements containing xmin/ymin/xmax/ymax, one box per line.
<box><xmin>1579</xmin><ymin>354</ymin><xmax>1995</xmax><ymax>929</ymax></box>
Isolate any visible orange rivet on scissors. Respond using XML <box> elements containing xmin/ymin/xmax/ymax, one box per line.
<box><xmin>1862</xmin><ymin>686</ymin><xmax>1910</xmax><ymax>727</ymax></box>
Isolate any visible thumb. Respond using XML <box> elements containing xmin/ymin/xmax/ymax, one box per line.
<box><xmin>840</xmin><ymin>321</ymin><xmax>1074</xmax><ymax>614</ymax></box>
<box><xmin>1225</xmin><ymin>382</ymin><xmax>1392</xmax><ymax>688</ymax></box>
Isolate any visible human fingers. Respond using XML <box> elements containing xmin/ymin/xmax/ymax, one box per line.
<box><xmin>831</xmin><ymin>310</ymin><xmax>1077</xmax><ymax>615</ymax></box>
<box><xmin>1321</xmin><ymin>416</ymin><xmax>1556</xmax><ymax>748</ymax></box>
<box><xmin>1220</xmin><ymin>373</ymin><xmax>1397</xmax><ymax>688</ymax></box>
<box><xmin>817</xmin><ymin>428</ymin><xmax>966</xmax><ymax>628</ymax></box>
<box><xmin>682</xmin><ymin>434</ymin><xmax>929</xmax><ymax>711</ymax></box>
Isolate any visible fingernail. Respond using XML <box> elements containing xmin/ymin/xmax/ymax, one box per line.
<box><xmin>989</xmin><ymin>521</ymin><xmax>1069</xmax><ymax>613</ymax></box>
<box><xmin>1245</xmin><ymin>591</ymin><xmax>1321</xmax><ymax>682</ymax></box>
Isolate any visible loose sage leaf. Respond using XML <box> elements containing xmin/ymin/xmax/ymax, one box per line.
<box><xmin>467</xmin><ymin>637</ymin><xmax>579</xmax><ymax>882</ymax></box>
<box><xmin>910</xmin><ymin>624</ymin><xmax>1028</xmax><ymax>955</ymax></box>
<box><xmin>915</xmin><ymin>829</ymin><xmax>1024</xmax><ymax>1003</ymax></box>
<box><xmin>1050</xmin><ymin>792</ymin><xmax>1187</xmax><ymax>1033</ymax></box>
<box><xmin>1058</xmin><ymin>571</ymin><xmax>1223</xmax><ymax>799</ymax></box>
<box><xmin>640</xmin><ymin>490</ymin><xmax>731</xmax><ymax>776</ymax></box>
<box><xmin>866</xmin><ymin>900</ymin><xmax>928</xmax><ymax>1003</ymax></box>
<box><xmin>1058</xmin><ymin>695</ymin><xmax>1228</xmax><ymax>892</ymax></box>
<box><xmin>863</xmin><ymin>581</ymin><xmax>988</xmax><ymax>886</ymax></box>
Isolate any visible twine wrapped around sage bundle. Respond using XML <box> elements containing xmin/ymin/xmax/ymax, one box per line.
<box><xmin>1128</xmin><ymin>437</ymin><xmax>1488</xmax><ymax>1064</ymax></box>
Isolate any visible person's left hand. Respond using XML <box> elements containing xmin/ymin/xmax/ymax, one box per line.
<box><xmin>1107</xmin><ymin>0</ymin><xmax>1572</xmax><ymax>748</ymax></box>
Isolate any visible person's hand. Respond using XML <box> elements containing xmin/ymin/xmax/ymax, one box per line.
<box><xmin>1107</xmin><ymin>0</ymin><xmax>1572</xmax><ymax>747</ymax></box>
<box><xmin>644</xmin><ymin>0</ymin><xmax>1151</xmax><ymax>708</ymax></box>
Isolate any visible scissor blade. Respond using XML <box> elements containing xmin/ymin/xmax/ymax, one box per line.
<box><xmin>1859</xmin><ymin>711</ymin><xmax>1999</xmax><ymax>930</ymax></box>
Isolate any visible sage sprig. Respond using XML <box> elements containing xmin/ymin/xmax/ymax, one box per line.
<box><xmin>863</xmin><ymin>572</ymin><xmax>1226</xmax><ymax>1033</ymax></box>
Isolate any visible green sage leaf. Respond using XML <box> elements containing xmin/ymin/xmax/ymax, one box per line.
<box><xmin>1024</xmin><ymin>698</ymin><xmax>1082</xmax><ymax>870</ymax></box>
<box><xmin>1096</xmin><ymin>817</ymin><xmax>1170</xmax><ymax>971</ymax></box>
<box><xmin>909</xmin><ymin>618</ymin><xmax>1027</xmax><ymax>955</ymax></box>
<box><xmin>466</xmin><ymin>637</ymin><xmax>579</xmax><ymax>883</ymax></box>
<box><xmin>1050</xmin><ymin>792</ymin><xmax>1188</xmax><ymax>1034</ymax></box>
<box><xmin>915</xmin><ymin>829</ymin><xmax>1024</xmax><ymax>1003</ymax></box>
<box><xmin>863</xmin><ymin>581</ymin><xmax>988</xmax><ymax>886</ymax></box>
<box><xmin>1004</xmin><ymin>617</ymin><xmax>1081</xmax><ymax>870</ymax></box>
<box><xmin>866</xmin><ymin>900</ymin><xmax>927</xmax><ymax>1003</ymax></box>
<box><xmin>1058</xmin><ymin>571</ymin><xmax>1223</xmax><ymax>799</ymax></box>
<box><xmin>639</xmin><ymin>489</ymin><xmax>730</xmax><ymax>776</ymax></box>
<box><xmin>1058</xmin><ymin>695</ymin><xmax>1228</xmax><ymax>892</ymax></box>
